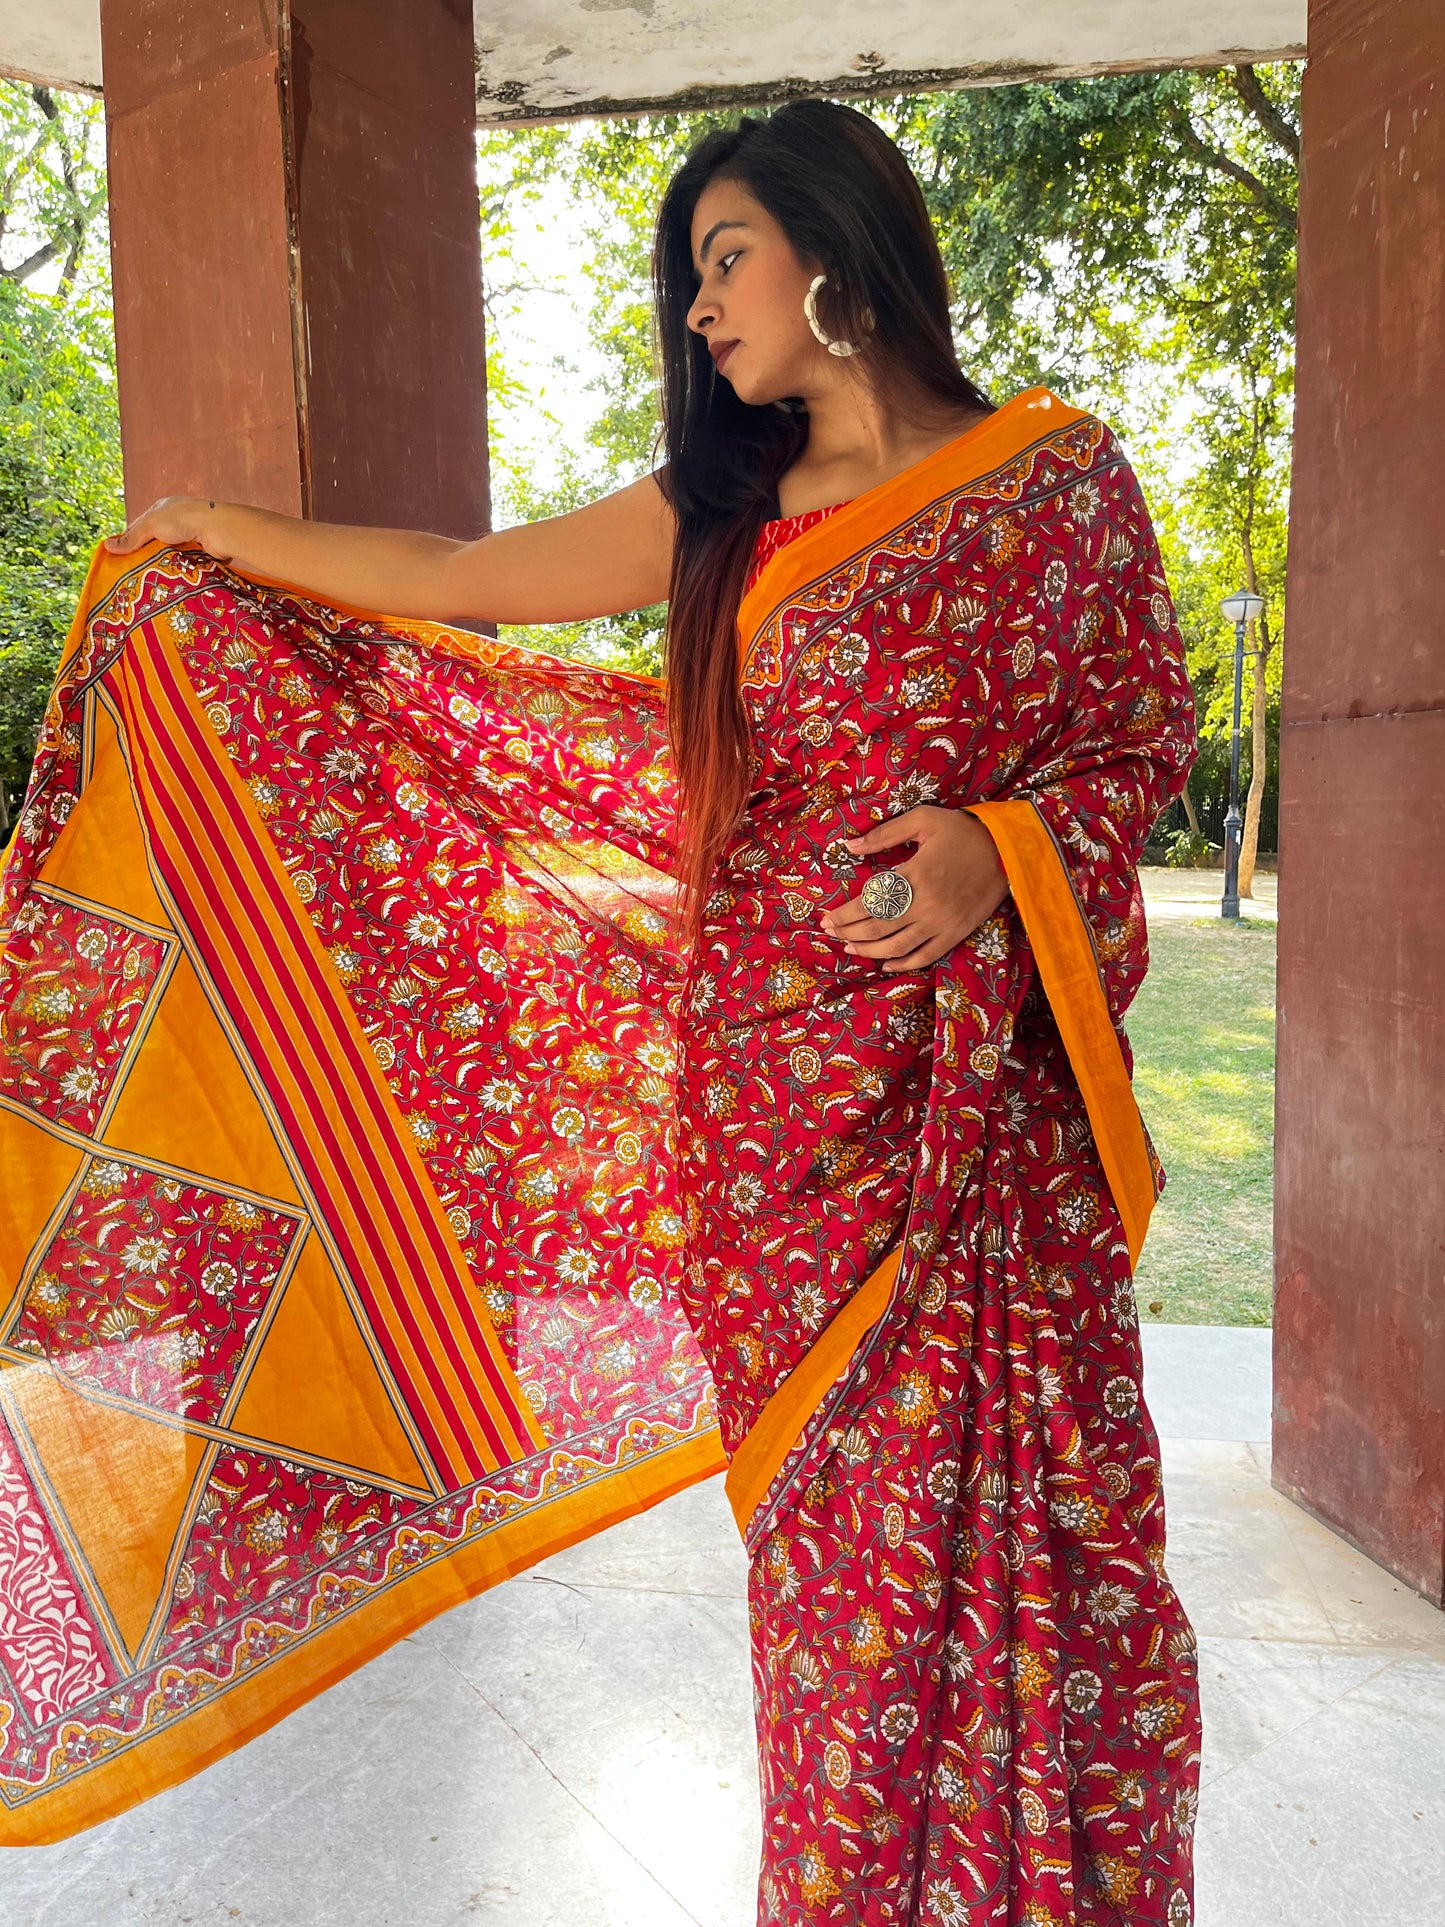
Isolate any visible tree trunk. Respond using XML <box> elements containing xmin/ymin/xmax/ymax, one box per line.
<box><xmin>1238</xmin><ymin>639</ymin><xmax>1269</xmax><ymax>896</ymax></box>
<box><xmin>1237</xmin><ymin>532</ymin><xmax>1271</xmax><ymax>899</ymax></box>
<box><xmin>1180</xmin><ymin>778</ymin><xmax>1201</xmax><ymax>836</ymax></box>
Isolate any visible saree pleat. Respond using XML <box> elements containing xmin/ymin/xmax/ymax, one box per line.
<box><xmin>0</xmin><ymin>384</ymin><xmax>1200</xmax><ymax>1926</ymax></box>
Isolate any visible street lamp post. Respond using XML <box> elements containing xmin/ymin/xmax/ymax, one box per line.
<box><xmin>1217</xmin><ymin>587</ymin><xmax>1267</xmax><ymax>919</ymax></box>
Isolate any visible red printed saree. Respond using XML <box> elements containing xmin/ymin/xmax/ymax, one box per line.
<box><xmin>684</xmin><ymin>389</ymin><xmax>1201</xmax><ymax>1925</ymax></box>
<box><xmin>0</xmin><ymin>384</ymin><xmax>1200</xmax><ymax>1926</ymax></box>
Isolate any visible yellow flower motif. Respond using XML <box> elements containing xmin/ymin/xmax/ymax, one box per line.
<box><xmin>762</xmin><ymin>957</ymin><xmax>816</xmax><ymax>1013</ymax></box>
<box><xmin>515</xmin><ymin>1166</ymin><xmax>559</xmax><ymax>1207</ymax></box>
<box><xmin>28</xmin><ymin>1273</ymin><xmax>68</xmax><ymax>1320</ymax></box>
<box><xmin>1090</xmin><ymin>1855</ymin><xmax>1142</xmax><ymax>1909</ymax></box>
<box><xmin>734</xmin><ymin>1331</ymin><xmax>764</xmax><ymax>1381</ymax></box>
<box><xmin>891</xmin><ymin>1369</ymin><xmax>937</xmax><ymax>1431</ymax></box>
<box><xmin>567</xmin><ymin>1042</ymin><xmax>612</xmax><ymax>1084</ymax></box>
<box><xmin>386</xmin><ymin>743</ymin><xmax>426</xmax><ymax>777</ymax></box>
<box><xmin>796</xmin><ymin>1847</ymin><xmax>839</xmax><ymax>1906</ymax></box>
<box><xmin>484</xmin><ymin>887</ymin><xmax>532</xmax><ymax>929</ymax></box>
<box><xmin>642</xmin><ymin>1205</ymin><xmax>686</xmax><ymax>1248</ymax></box>
<box><xmin>1010</xmin><ymin>1641</ymin><xmax>1052</xmax><ymax>1702</ymax></box>
<box><xmin>575</xmin><ymin>732</ymin><xmax>617</xmax><ymax>768</ymax></box>
<box><xmin>621</xmin><ymin>903</ymin><xmax>670</xmax><ymax>947</ymax></box>
<box><xmin>220</xmin><ymin>1197</ymin><xmax>265</xmax><ymax>1231</ymax></box>
<box><xmin>847</xmin><ymin>1604</ymin><xmax>889</xmax><ymax>1667</ymax></box>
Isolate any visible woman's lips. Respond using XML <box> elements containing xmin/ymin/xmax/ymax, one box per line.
<box><xmin>710</xmin><ymin>339</ymin><xmax>739</xmax><ymax>373</ymax></box>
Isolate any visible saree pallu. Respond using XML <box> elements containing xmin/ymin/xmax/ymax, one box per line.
<box><xmin>0</xmin><ymin>384</ymin><xmax>1200</xmax><ymax>1924</ymax></box>
<box><xmin>685</xmin><ymin>389</ymin><xmax>1201</xmax><ymax>1926</ymax></box>
<box><xmin>0</xmin><ymin>538</ymin><xmax>722</xmax><ymax>1841</ymax></box>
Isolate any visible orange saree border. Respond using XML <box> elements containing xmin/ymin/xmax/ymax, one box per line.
<box><xmin>736</xmin><ymin>387</ymin><xmax>1089</xmax><ymax>664</ymax></box>
<box><xmin>965</xmin><ymin>799</ymin><xmax>1156</xmax><ymax>1267</ymax></box>
<box><xmin>2</xmin><ymin>1426</ymin><xmax>725</xmax><ymax>1846</ymax></box>
<box><xmin>724</xmin><ymin>1248</ymin><xmax>902</xmax><ymax>1533</ymax></box>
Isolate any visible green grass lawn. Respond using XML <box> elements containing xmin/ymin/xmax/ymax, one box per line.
<box><xmin>1126</xmin><ymin>913</ymin><xmax>1277</xmax><ymax>1326</ymax></box>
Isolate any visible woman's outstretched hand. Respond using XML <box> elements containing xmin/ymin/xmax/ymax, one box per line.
<box><xmin>106</xmin><ymin>497</ymin><xmax>228</xmax><ymax>557</ymax></box>
<box><xmin>820</xmin><ymin>806</ymin><xmax>1009</xmax><ymax>973</ymax></box>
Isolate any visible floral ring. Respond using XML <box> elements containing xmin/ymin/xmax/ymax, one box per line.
<box><xmin>860</xmin><ymin>870</ymin><xmax>913</xmax><ymax>921</ymax></box>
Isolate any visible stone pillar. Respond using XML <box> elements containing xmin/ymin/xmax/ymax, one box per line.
<box><xmin>100</xmin><ymin>0</ymin><xmax>489</xmax><ymax>538</ymax></box>
<box><xmin>1275</xmin><ymin>0</ymin><xmax>1445</xmax><ymax>1604</ymax></box>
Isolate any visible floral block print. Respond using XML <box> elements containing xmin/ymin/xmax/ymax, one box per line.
<box><xmin>11</xmin><ymin>1160</ymin><xmax>300</xmax><ymax>1426</ymax></box>
<box><xmin>156</xmin><ymin>1448</ymin><xmax>424</xmax><ymax>1659</ymax></box>
<box><xmin>0</xmin><ymin>1420</ymin><xmax>115</xmax><ymax>1726</ymax></box>
<box><xmin>0</xmin><ymin>891</ymin><xmax>168</xmax><ymax>1136</ymax></box>
<box><xmin>158</xmin><ymin>582</ymin><xmax>705</xmax><ymax>1444</ymax></box>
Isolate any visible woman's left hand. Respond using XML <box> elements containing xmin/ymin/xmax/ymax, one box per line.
<box><xmin>820</xmin><ymin>806</ymin><xmax>1009</xmax><ymax>973</ymax></box>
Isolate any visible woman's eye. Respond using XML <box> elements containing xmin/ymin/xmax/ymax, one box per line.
<box><xmin>719</xmin><ymin>250</ymin><xmax>742</xmax><ymax>275</ymax></box>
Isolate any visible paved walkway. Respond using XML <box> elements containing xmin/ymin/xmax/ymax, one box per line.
<box><xmin>1140</xmin><ymin>865</ymin><xmax>1279</xmax><ymax>923</ymax></box>
<box><xmin>3</xmin><ymin>1326</ymin><xmax>1440</xmax><ymax>1925</ymax></box>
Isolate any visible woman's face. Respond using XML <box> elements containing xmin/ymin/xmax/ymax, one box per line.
<box><xmin>686</xmin><ymin>178</ymin><xmax>839</xmax><ymax>405</ymax></box>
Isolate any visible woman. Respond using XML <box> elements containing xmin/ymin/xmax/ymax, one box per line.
<box><xmin>0</xmin><ymin>102</ymin><xmax>1198</xmax><ymax>1921</ymax></box>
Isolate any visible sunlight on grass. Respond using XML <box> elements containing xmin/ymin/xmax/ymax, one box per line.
<box><xmin>1127</xmin><ymin>916</ymin><xmax>1276</xmax><ymax>1326</ymax></box>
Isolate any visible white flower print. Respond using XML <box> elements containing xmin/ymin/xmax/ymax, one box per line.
<box><xmin>59</xmin><ymin>1063</ymin><xmax>101</xmax><ymax>1102</ymax></box>
<box><xmin>404</xmin><ymin>911</ymin><xmax>445</xmax><ymax>946</ymax></box>
<box><xmin>555</xmin><ymin>1246</ymin><xmax>599</xmax><ymax>1286</ymax></box>
<box><xmin>729</xmin><ymin>1173</ymin><xmax>764</xmax><ymax>1216</ymax></box>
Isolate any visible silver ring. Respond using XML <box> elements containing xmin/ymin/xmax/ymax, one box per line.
<box><xmin>860</xmin><ymin>869</ymin><xmax>913</xmax><ymax>920</ymax></box>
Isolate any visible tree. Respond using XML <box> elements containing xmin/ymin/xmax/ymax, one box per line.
<box><xmin>0</xmin><ymin>81</ymin><xmax>119</xmax><ymax>837</ymax></box>
<box><xmin>889</xmin><ymin>65</ymin><xmax>1299</xmax><ymax>889</ymax></box>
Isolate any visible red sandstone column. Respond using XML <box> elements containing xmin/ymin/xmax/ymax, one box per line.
<box><xmin>1275</xmin><ymin>0</ymin><xmax>1445</xmax><ymax>1603</ymax></box>
<box><xmin>100</xmin><ymin>0</ymin><xmax>489</xmax><ymax>538</ymax></box>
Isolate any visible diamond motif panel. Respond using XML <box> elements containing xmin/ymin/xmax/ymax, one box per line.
<box><xmin>0</xmin><ymin>892</ymin><xmax>169</xmax><ymax>1135</ymax></box>
<box><xmin>10</xmin><ymin>1159</ymin><xmax>301</xmax><ymax>1426</ymax></box>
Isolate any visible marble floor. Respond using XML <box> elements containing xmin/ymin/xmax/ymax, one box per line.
<box><xmin>2</xmin><ymin>1326</ymin><xmax>1440</xmax><ymax>1926</ymax></box>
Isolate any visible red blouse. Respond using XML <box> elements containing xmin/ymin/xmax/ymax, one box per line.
<box><xmin>746</xmin><ymin>503</ymin><xmax>850</xmax><ymax>594</ymax></box>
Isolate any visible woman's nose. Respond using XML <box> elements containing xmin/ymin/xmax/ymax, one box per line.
<box><xmin>687</xmin><ymin>292</ymin><xmax>717</xmax><ymax>336</ymax></box>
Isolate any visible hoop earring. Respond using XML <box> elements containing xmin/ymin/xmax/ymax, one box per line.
<box><xmin>803</xmin><ymin>273</ymin><xmax>860</xmax><ymax>358</ymax></box>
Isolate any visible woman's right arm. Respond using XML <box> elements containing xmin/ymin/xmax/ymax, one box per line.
<box><xmin>105</xmin><ymin>472</ymin><xmax>676</xmax><ymax>627</ymax></box>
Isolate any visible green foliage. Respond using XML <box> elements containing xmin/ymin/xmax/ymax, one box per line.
<box><xmin>1162</xmin><ymin>828</ymin><xmax>1217</xmax><ymax>870</ymax></box>
<box><xmin>0</xmin><ymin>81</ymin><xmax>117</xmax><ymax>832</ymax></box>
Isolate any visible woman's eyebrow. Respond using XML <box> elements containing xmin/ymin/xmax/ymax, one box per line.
<box><xmin>695</xmin><ymin>219</ymin><xmax>748</xmax><ymax>269</ymax></box>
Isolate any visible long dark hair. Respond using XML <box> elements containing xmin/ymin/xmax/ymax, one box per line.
<box><xmin>653</xmin><ymin>99</ymin><xmax>991</xmax><ymax>911</ymax></box>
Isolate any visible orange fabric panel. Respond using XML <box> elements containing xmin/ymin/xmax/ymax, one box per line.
<box><xmin>102</xmin><ymin>953</ymin><xmax>303</xmax><ymax>1207</ymax></box>
<box><xmin>0</xmin><ymin>1115</ymin><xmax>83</xmax><ymax>1322</ymax></box>
<box><xmin>229</xmin><ymin>1231</ymin><xmax>432</xmax><ymax>1492</ymax></box>
<box><xmin>40</xmin><ymin>700</ymin><xmax>170</xmax><ymax>928</ymax></box>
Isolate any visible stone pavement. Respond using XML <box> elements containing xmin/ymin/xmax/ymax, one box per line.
<box><xmin>3</xmin><ymin>1325</ymin><xmax>1440</xmax><ymax>1926</ymax></box>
